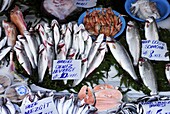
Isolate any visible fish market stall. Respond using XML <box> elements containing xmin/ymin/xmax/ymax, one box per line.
<box><xmin>0</xmin><ymin>0</ymin><xmax>170</xmax><ymax>113</ymax></box>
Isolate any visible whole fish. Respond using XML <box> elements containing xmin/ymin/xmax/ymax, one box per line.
<box><xmin>0</xmin><ymin>37</ymin><xmax>7</xmax><ymax>50</ymax></box>
<box><xmin>10</xmin><ymin>6</ymin><xmax>27</xmax><ymax>35</ymax></box>
<box><xmin>4</xmin><ymin>98</ymin><xmax>16</xmax><ymax>114</ymax></box>
<box><xmin>56</xmin><ymin>96</ymin><xmax>65</xmax><ymax>114</ymax></box>
<box><xmin>44</xmin><ymin>23</ymin><xmax>53</xmax><ymax>38</ymax></box>
<box><xmin>126</xmin><ymin>21</ymin><xmax>141</xmax><ymax>66</ymax></box>
<box><xmin>107</xmin><ymin>36</ymin><xmax>138</xmax><ymax>81</ymax></box>
<box><xmin>67</xmin><ymin>22</ymin><xmax>73</xmax><ymax>32</ymax></box>
<box><xmin>86</xmin><ymin>42</ymin><xmax>106</xmax><ymax>77</ymax></box>
<box><xmin>138</xmin><ymin>58</ymin><xmax>158</xmax><ymax>95</ymax></box>
<box><xmin>72</xmin><ymin>54</ymin><xmax>88</xmax><ymax>87</ymax></box>
<box><xmin>165</xmin><ymin>63</ymin><xmax>170</xmax><ymax>84</ymax></box>
<box><xmin>62</xmin><ymin>96</ymin><xmax>74</xmax><ymax>114</ymax></box>
<box><xmin>83</xmin><ymin>34</ymin><xmax>92</xmax><ymax>58</ymax></box>
<box><xmin>17</xmin><ymin>35</ymin><xmax>36</xmax><ymax>69</ymax></box>
<box><xmin>87</xmin><ymin>34</ymin><xmax>104</xmax><ymax>67</ymax></box>
<box><xmin>67</xmin><ymin>48</ymin><xmax>76</xmax><ymax>59</ymax></box>
<box><xmin>52</xmin><ymin>21</ymin><xmax>60</xmax><ymax>56</ymax></box>
<box><xmin>64</xmin><ymin>27</ymin><xmax>72</xmax><ymax>55</ymax></box>
<box><xmin>29</xmin><ymin>27</ymin><xmax>41</xmax><ymax>47</ymax></box>
<box><xmin>46</xmin><ymin>37</ymin><xmax>55</xmax><ymax>75</ymax></box>
<box><xmin>57</xmin><ymin>39</ymin><xmax>67</xmax><ymax>60</ymax></box>
<box><xmin>14</xmin><ymin>41</ymin><xmax>32</xmax><ymax>75</ymax></box>
<box><xmin>72</xmin><ymin>33</ymin><xmax>79</xmax><ymax>59</ymax></box>
<box><xmin>144</xmin><ymin>17</ymin><xmax>159</xmax><ymax>40</ymax></box>
<box><xmin>38</xmin><ymin>44</ymin><xmax>48</xmax><ymax>83</ymax></box>
<box><xmin>24</xmin><ymin>31</ymin><xmax>38</xmax><ymax>66</ymax></box>
<box><xmin>0</xmin><ymin>47</ymin><xmax>12</xmax><ymax>61</ymax></box>
<box><xmin>35</xmin><ymin>24</ymin><xmax>48</xmax><ymax>46</ymax></box>
<box><xmin>77</xmin><ymin>30</ymin><xmax>85</xmax><ymax>58</ymax></box>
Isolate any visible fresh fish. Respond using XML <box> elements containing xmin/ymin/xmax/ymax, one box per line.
<box><xmin>144</xmin><ymin>17</ymin><xmax>159</xmax><ymax>40</ymax></box>
<box><xmin>2</xmin><ymin>20</ymin><xmax>17</xmax><ymax>47</ymax></box>
<box><xmin>86</xmin><ymin>42</ymin><xmax>106</xmax><ymax>77</ymax></box>
<box><xmin>126</xmin><ymin>21</ymin><xmax>141</xmax><ymax>66</ymax></box>
<box><xmin>77</xmin><ymin>30</ymin><xmax>85</xmax><ymax>58</ymax></box>
<box><xmin>57</xmin><ymin>39</ymin><xmax>67</xmax><ymax>60</ymax></box>
<box><xmin>5</xmin><ymin>98</ymin><xmax>16</xmax><ymax>114</ymax></box>
<box><xmin>73</xmin><ymin>23</ymin><xmax>80</xmax><ymax>34</ymax></box>
<box><xmin>0</xmin><ymin>37</ymin><xmax>7</xmax><ymax>50</ymax></box>
<box><xmin>72</xmin><ymin>33</ymin><xmax>79</xmax><ymax>59</ymax></box>
<box><xmin>83</xmin><ymin>34</ymin><xmax>92</xmax><ymax>58</ymax></box>
<box><xmin>14</xmin><ymin>41</ymin><xmax>32</xmax><ymax>75</ymax></box>
<box><xmin>52</xmin><ymin>21</ymin><xmax>60</xmax><ymax>56</ymax></box>
<box><xmin>165</xmin><ymin>63</ymin><xmax>170</xmax><ymax>84</ymax></box>
<box><xmin>72</xmin><ymin>54</ymin><xmax>88</xmax><ymax>87</ymax></box>
<box><xmin>82</xmin><ymin>105</ymin><xmax>98</xmax><ymax>114</ymax></box>
<box><xmin>17</xmin><ymin>35</ymin><xmax>36</xmax><ymax>69</ymax></box>
<box><xmin>35</xmin><ymin>24</ymin><xmax>48</xmax><ymax>46</ymax></box>
<box><xmin>138</xmin><ymin>58</ymin><xmax>158</xmax><ymax>95</ymax></box>
<box><xmin>0</xmin><ymin>47</ymin><xmax>12</xmax><ymax>61</ymax></box>
<box><xmin>157</xmin><ymin>16</ymin><xmax>170</xmax><ymax>30</ymax></box>
<box><xmin>10</xmin><ymin>6</ymin><xmax>27</xmax><ymax>35</ymax></box>
<box><xmin>67</xmin><ymin>22</ymin><xmax>73</xmax><ymax>32</ymax></box>
<box><xmin>29</xmin><ymin>27</ymin><xmax>41</xmax><ymax>47</ymax></box>
<box><xmin>64</xmin><ymin>27</ymin><xmax>72</xmax><ymax>55</ymax></box>
<box><xmin>87</xmin><ymin>34</ymin><xmax>104</xmax><ymax>67</ymax></box>
<box><xmin>107</xmin><ymin>36</ymin><xmax>138</xmax><ymax>81</ymax></box>
<box><xmin>78</xmin><ymin>23</ymin><xmax>85</xmax><ymax>31</ymax></box>
<box><xmin>0</xmin><ymin>0</ymin><xmax>9</xmax><ymax>12</ymax></box>
<box><xmin>67</xmin><ymin>48</ymin><xmax>76</xmax><ymax>59</ymax></box>
<box><xmin>44</xmin><ymin>23</ymin><xmax>53</xmax><ymax>38</ymax></box>
<box><xmin>62</xmin><ymin>96</ymin><xmax>74</xmax><ymax>114</ymax></box>
<box><xmin>56</xmin><ymin>96</ymin><xmax>65</xmax><ymax>114</ymax></box>
<box><xmin>46</xmin><ymin>37</ymin><xmax>55</xmax><ymax>75</ymax></box>
<box><xmin>60</xmin><ymin>24</ymin><xmax>67</xmax><ymax>37</ymax></box>
<box><xmin>24</xmin><ymin>31</ymin><xmax>38</xmax><ymax>66</ymax></box>
<box><xmin>4</xmin><ymin>0</ymin><xmax>14</xmax><ymax>11</ymax></box>
<box><xmin>38</xmin><ymin>44</ymin><xmax>48</xmax><ymax>83</ymax></box>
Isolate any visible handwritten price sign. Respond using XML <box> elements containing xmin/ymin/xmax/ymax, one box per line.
<box><xmin>141</xmin><ymin>100</ymin><xmax>170</xmax><ymax>114</ymax></box>
<box><xmin>74</xmin><ymin>0</ymin><xmax>97</xmax><ymax>8</ymax></box>
<box><xmin>51</xmin><ymin>60</ymin><xmax>81</xmax><ymax>80</ymax></box>
<box><xmin>141</xmin><ymin>40</ymin><xmax>169</xmax><ymax>61</ymax></box>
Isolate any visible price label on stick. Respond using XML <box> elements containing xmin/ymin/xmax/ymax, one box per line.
<box><xmin>74</xmin><ymin>0</ymin><xmax>97</xmax><ymax>8</ymax></box>
<box><xmin>51</xmin><ymin>60</ymin><xmax>81</xmax><ymax>80</ymax></box>
<box><xmin>15</xmin><ymin>85</ymin><xmax>29</xmax><ymax>96</ymax></box>
<box><xmin>20</xmin><ymin>97</ymin><xmax>58</xmax><ymax>114</ymax></box>
<box><xmin>141</xmin><ymin>100</ymin><xmax>170</xmax><ymax>114</ymax></box>
<box><xmin>141</xmin><ymin>40</ymin><xmax>169</xmax><ymax>61</ymax></box>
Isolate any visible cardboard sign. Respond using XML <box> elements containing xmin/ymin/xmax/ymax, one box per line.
<box><xmin>15</xmin><ymin>85</ymin><xmax>29</xmax><ymax>96</ymax></box>
<box><xmin>141</xmin><ymin>100</ymin><xmax>170</xmax><ymax>114</ymax></box>
<box><xmin>74</xmin><ymin>0</ymin><xmax>97</xmax><ymax>8</ymax></box>
<box><xmin>21</xmin><ymin>97</ymin><xmax>58</xmax><ymax>114</ymax></box>
<box><xmin>141</xmin><ymin>40</ymin><xmax>169</xmax><ymax>61</ymax></box>
<box><xmin>52</xmin><ymin>60</ymin><xmax>81</xmax><ymax>80</ymax></box>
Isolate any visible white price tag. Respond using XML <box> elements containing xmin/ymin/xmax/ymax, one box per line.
<box><xmin>15</xmin><ymin>85</ymin><xmax>28</xmax><ymax>96</ymax></box>
<box><xmin>141</xmin><ymin>40</ymin><xmax>169</xmax><ymax>61</ymax></box>
<box><xmin>21</xmin><ymin>97</ymin><xmax>58</xmax><ymax>114</ymax></box>
<box><xmin>52</xmin><ymin>60</ymin><xmax>81</xmax><ymax>80</ymax></box>
<box><xmin>141</xmin><ymin>100</ymin><xmax>170</xmax><ymax>114</ymax></box>
<box><xmin>74</xmin><ymin>0</ymin><xmax>97</xmax><ymax>8</ymax></box>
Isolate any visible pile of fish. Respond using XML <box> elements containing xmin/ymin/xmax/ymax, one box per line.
<box><xmin>130</xmin><ymin>0</ymin><xmax>160</xmax><ymax>20</ymax></box>
<box><xmin>0</xmin><ymin>6</ymin><xmax>107</xmax><ymax>87</ymax></box>
<box><xmin>0</xmin><ymin>0</ymin><xmax>14</xmax><ymax>13</ymax></box>
<box><xmin>83</xmin><ymin>7</ymin><xmax>122</xmax><ymax>37</ymax></box>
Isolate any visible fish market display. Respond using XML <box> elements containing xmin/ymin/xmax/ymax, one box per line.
<box><xmin>138</xmin><ymin>58</ymin><xmax>158</xmax><ymax>95</ymax></box>
<box><xmin>126</xmin><ymin>21</ymin><xmax>141</xmax><ymax>66</ymax></box>
<box><xmin>83</xmin><ymin>7</ymin><xmax>122</xmax><ymax>37</ymax></box>
<box><xmin>0</xmin><ymin>75</ymin><xmax>11</xmax><ymax>94</ymax></box>
<box><xmin>130</xmin><ymin>0</ymin><xmax>160</xmax><ymax>20</ymax></box>
<box><xmin>144</xmin><ymin>17</ymin><xmax>159</xmax><ymax>40</ymax></box>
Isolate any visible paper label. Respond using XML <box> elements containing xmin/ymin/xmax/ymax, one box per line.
<box><xmin>141</xmin><ymin>100</ymin><xmax>170</xmax><ymax>114</ymax></box>
<box><xmin>74</xmin><ymin>0</ymin><xmax>97</xmax><ymax>8</ymax></box>
<box><xmin>52</xmin><ymin>60</ymin><xmax>81</xmax><ymax>80</ymax></box>
<box><xmin>15</xmin><ymin>85</ymin><xmax>29</xmax><ymax>96</ymax></box>
<box><xmin>21</xmin><ymin>97</ymin><xmax>58</xmax><ymax>114</ymax></box>
<box><xmin>141</xmin><ymin>40</ymin><xmax>169</xmax><ymax>61</ymax></box>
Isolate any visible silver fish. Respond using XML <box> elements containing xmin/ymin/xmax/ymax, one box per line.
<box><xmin>138</xmin><ymin>58</ymin><xmax>158</xmax><ymax>95</ymax></box>
<box><xmin>126</xmin><ymin>21</ymin><xmax>141</xmax><ymax>66</ymax></box>
<box><xmin>29</xmin><ymin>27</ymin><xmax>41</xmax><ymax>47</ymax></box>
<box><xmin>78</xmin><ymin>23</ymin><xmax>85</xmax><ymax>31</ymax></box>
<box><xmin>14</xmin><ymin>41</ymin><xmax>32</xmax><ymax>75</ymax></box>
<box><xmin>38</xmin><ymin>44</ymin><xmax>48</xmax><ymax>83</ymax></box>
<box><xmin>60</xmin><ymin>24</ymin><xmax>67</xmax><ymax>38</ymax></box>
<box><xmin>144</xmin><ymin>17</ymin><xmax>159</xmax><ymax>40</ymax></box>
<box><xmin>86</xmin><ymin>42</ymin><xmax>106</xmax><ymax>77</ymax></box>
<box><xmin>64</xmin><ymin>27</ymin><xmax>72</xmax><ymax>55</ymax></box>
<box><xmin>56</xmin><ymin>96</ymin><xmax>65</xmax><ymax>114</ymax></box>
<box><xmin>17</xmin><ymin>35</ymin><xmax>36</xmax><ymax>69</ymax></box>
<box><xmin>62</xmin><ymin>96</ymin><xmax>74</xmax><ymax>114</ymax></box>
<box><xmin>44</xmin><ymin>23</ymin><xmax>53</xmax><ymax>38</ymax></box>
<box><xmin>72</xmin><ymin>33</ymin><xmax>79</xmax><ymax>59</ymax></box>
<box><xmin>24</xmin><ymin>31</ymin><xmax>38</xmax><ymax>66</ymax></box>
<box><xmin>0</xmin><ymin>37</ymin><xmax>7</xmax><ymax>50</ymax></box>
<box><xmin>0</xmin><ymin>0</ymin><xmax>9</xmax><ymax>12</ymax></box>
<box><xmin>165</xmin><ymin>63</ymin><xmax>170</xmax><ymax>84</ymax></box>
<box><xmin>82</xmin><ymin>105</ymin><xmax>97</xmax><ymax>114</ymax></box>
<box><xmin>57</xmin><ymin>39</ymin><xmax>67</xmax><ymax>60</ymax></box>
<box><xmin>107</xmin><ymin>36</ymin><xmax>138</xmax><ymax>81</ymax></box>
<box><xmin>5</xmin><ymin>98</ymin><xmax>16</xmax><ymax>114</ymax></box>
<box><xmin>52</xmin><ymin>21</ymin><xmax>60</xmax><ymax>56</ymax></box>
<box><xmin>36</xmin><ymin>24</ymin><xmax>48</xmax><ymax>46</ymax></box>
<box><xmin>67</xmin><ymin>22</ymin><xmax>73</xmax><ymax>32</ymax></box>
<box><xmin>83</xmin><ymin>35</ymin><xmax>92</xmax><ymax>58</ymax></box>
<box><xmin>73</xmin><ymin>23</ymin><xmax>80</xmax><ymax>34</ymax></box>
<box><xmin>0</xmin><ymin>47</ymin><xmax>11</xmax><ymax>61</ymax></box>
<box><xmin>77</xmin><ymin>30</ymin><xmax>85</xmax><ymax>58</ymax></box>
<box><xmin>67</xmin><ymin>48</ymin><xmax>76</xmax><ymax>59</ymax></box>
<box><xmin>87</xmin><ymin>34</ymin><xmax>104</xmax><ymax>67</ymax></box>
<box><xmin>72</xmin><ymin>54</ymin><xmax>88</xmax><ymax>87</ymax></box>
<box><xmin>46</xmin><ymin>37</ymin><xmax>55</xmax><ymax>75</ymax></box>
